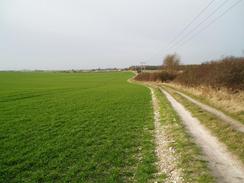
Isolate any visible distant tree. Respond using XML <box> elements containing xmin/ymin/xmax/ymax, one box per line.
<box><xmin>163</xmin><ymin>53</ymin><xmax>180</xmax><ymax>72</ymax></box>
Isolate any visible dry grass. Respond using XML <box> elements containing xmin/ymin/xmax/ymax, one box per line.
<box><xmin>162</xmin><ymin>87</ymin><xmax>244</xmax><ymax>164</ymax></box>
<box><xmin>164</xmin><ymin>83</ymin><xmax>244</xmax><ymax>122</ymax></box>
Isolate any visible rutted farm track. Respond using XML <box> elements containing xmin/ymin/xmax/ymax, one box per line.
<box><xmin>150</xmin><ymin>88</ymin><xmax>183</xmax><ymax>183</ymax></box>
<box><xmin>160</xmin><ymin>88</ymin><xmax>244</xmax><ymax>183</ymax></box>
<box><xmin>147</xmin><ymin>82</ymin><xmax>244</xmax><ymax>183</ymax></box>
<box><xmin>165</xmin><ymin>86</ymin><xmax>244</xmax><ymax>133</ymax></box>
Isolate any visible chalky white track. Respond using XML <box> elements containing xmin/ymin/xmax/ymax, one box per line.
<box><xmin>160</xmin><ymin>88</ymin><xmax>244</xmax><ymax>183</ymax></box>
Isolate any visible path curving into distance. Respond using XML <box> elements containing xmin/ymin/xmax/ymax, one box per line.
<box><xmin>165</xmin><ymin>86</ymin><xmax>244</xmax><ymax>133</ymax></box>
<box><xmin>160</xmin><ymin>88</ymin><xmax>244</xmax><ymax>183</ymax></box>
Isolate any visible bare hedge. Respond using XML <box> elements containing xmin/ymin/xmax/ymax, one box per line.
<box><xmin>134</xmin><ymin>56</ymin><xmax>244</xmax><ymax>90</ymax></box>
<box><xmin>135</xmin><ymin>71</ymin><xmax>177</xmax><ymax>82</ymax></box>
<box><xmin>175</xmin><ymin>57</ymin><xmax>244</xmax><ymax>90</ymax></box>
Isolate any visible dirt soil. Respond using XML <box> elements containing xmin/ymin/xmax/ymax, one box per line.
<box><xmin>160</xmin><ymin>88</ymin><xmax>244</xmax><ymax>183</ymax></box>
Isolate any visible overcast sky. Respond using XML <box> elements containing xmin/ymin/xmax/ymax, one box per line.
<box><xmin>0</xmin><ymin>0</ymin><xmax>244</xmax><ymax>70</ymax></box>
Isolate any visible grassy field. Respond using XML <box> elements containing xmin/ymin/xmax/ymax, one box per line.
<box><xmin>0</xmin><ymin>72</ymin><xmax>156</xmax><ymax>182</ymax></box>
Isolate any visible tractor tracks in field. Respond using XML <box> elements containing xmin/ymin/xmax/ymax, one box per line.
<box><xmin>160</xmin><ymin>87</ymin><xmax>244</xmax><ymax>183</ymax></box>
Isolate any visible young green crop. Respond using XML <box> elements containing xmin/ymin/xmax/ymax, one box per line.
<box><xmin>0</xmin><ymin>72</ymin><xmax>156</xmax><ymax>182</ymax></box>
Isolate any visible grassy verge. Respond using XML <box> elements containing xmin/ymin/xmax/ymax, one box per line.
<box><xmin>162</xmin><ymin>86</ymin><xmax>244</xmax><ymax>164</ymax></box>
<box><xmin>154</xmin><ymin>87</ymin><xmax>214</xmax><ymax>183</ymax></box>
<box><xmin>163</xmin><ymin>83</ymin><xmax>244</xmax><ymax>123</ymax></box>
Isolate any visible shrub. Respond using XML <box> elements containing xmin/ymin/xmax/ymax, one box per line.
<box><xmin>163</xmin><ymin>53</ymin><xmax>181</xmax><ymax>72</ymax></box>
<box><xmin>174</xmin><ymin>57</ymin><xmax>244</xmax><ymax>90</ymax></box>
<box><xmin>135</xmin><ymin>71</ymin><xmax>177</xmax><ymax>82</ymax></box>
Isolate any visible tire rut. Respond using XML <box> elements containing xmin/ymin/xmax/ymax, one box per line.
<box><xmin>150</xmin><ymin>88</ymin><xmax>183</xmax><ymax>183</ymax></box>
<box><xmin>160</xmin><ymin>88</ymin><xmax>244</xmax><ymax>183</ymax></box>
<box><xmin>165</xmin><ymin>87</ymin><xmax>244</xmax><ymax>133</ymax></box>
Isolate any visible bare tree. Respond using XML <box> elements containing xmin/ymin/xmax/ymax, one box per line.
<box><xmin>163</xmin><ymin>53</ymin><xmax>180</xmax><ymax>72</ymax></box>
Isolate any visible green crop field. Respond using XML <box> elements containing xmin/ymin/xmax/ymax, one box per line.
<box><xmin>0</xmin><ymin>72</ymin><xmax>156</xmax><ymax>183</ymax></box>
